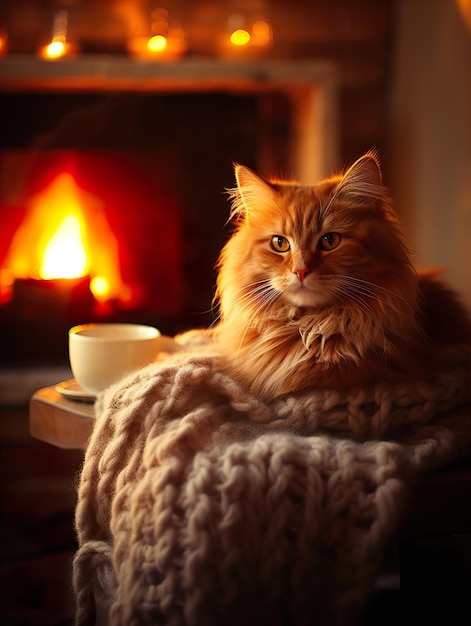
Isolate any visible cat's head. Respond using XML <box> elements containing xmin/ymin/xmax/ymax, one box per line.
<box><xmin>216</xmin><ymin>152</ymin><xmax>417</xmax><ymax>323</ymax></box>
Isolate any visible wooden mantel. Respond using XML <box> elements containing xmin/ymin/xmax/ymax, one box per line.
<box><xmin>0</xmin><ymin>56</ymin><xmax>336</xmax><ymax>92</ymax></box>
<box><xmin>0</xmin><ymin>56</ymin><xmax>339</xmax><ymax>184</ymax></box>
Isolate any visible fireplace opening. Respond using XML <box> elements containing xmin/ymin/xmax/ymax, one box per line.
<box><xmin>0</xmin><ymin>89</ymin><xmax>295</xmax><ymax>364</ymax></box>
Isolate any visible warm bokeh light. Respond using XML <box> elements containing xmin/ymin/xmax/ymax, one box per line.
<box><xmin>128</xmin><ymin>29</ymin><xmax>186</xmax><ymax>60</ymax></box>
<box><xmin>457</xmin><ymin>0</ymin><xmax>471</xmax><ymax>31</ymax></box>
<box><xmin>40</xmin><ymin>214</ymin><xmax>87</xmax><ymax>279</ymax></box>
<box><xmin>38</xmin><ymin>10</ymin><xmax>78</xmax><ymax>60</ymax></box>
<box><xmin>151</xmin><ymin>7</ymin><xmax>169</xmax><ymax>35</ymax></box>
<box><xmin>251</xmin><ymin>20</ymin><xmax>273</xmax><ymax>46</ymax></box>
<box><xmin>44</xmin><ymin>40</ymin><xmax>66</xmax><ymax>59</ymax></box>
<box><xmin>0</xmin><ymin>30</ymin><xmax>7</xmax><ymax>57</ymax></box>
<box><xmin>147</xmin><ymin>34</ymin><xmax>168</xmax><ymax>52</ymax></box>
<box><xmin>230</xmin><ymin>29</ymin><xmax>251</xmax><ymax>46</ymax></box>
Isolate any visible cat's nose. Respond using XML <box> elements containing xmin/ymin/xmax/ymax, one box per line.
<box><xmin>293</xmin><ymin>268</ymin><xmax>310</xmax><ymax>282</ymax></box>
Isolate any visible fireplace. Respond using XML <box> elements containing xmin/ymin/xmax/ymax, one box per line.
<box><xmin>0</xmin><ymin>59</ymin><xmax>338</xmax><ymax>365</ymax></box>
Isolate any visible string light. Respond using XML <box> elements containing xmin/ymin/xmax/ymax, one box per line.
<box><xmin>223</xmin><ymin>12</ymin><xmax>273</xmax><ymax>54</ymax></box>
<box><xmin>44</xmin><ymin>40</ymin><xmax>66</xmax><ymax>59</ymax></box>
<box><xmin>147</xmin><ymin>34</ymin><xmax>168</xmax><ymax>52</ymax></box>
<box><xmin>39</xmin><ymin>10</ymin><xmax>76</xmax><ymax>60</ymax></box>
<box><xmin>230</xmin><ymin>29</ymin><xmax>251</xmax><ymax>46</ymax></box>
<box><xmin>127</xmin><ymin>7</ymin><xmax>186</xmax><ymax>60</ymax></box>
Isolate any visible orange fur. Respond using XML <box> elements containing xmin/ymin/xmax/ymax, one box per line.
<box><xmin>214</xmin><ymin>153</ymin><xmax>471</xmax><ymax>399</ymax></box>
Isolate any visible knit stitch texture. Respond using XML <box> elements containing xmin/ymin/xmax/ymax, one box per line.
<box><xmin>74</xmin><ymin>332</ymin><xmax>471</xmax><ymax>626</ymax></box>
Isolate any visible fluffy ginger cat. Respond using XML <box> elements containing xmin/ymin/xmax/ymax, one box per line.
<box><xmin>213</xmin><ymin>152</ymin><xmax>471</xmax><ymax>400</ymax></box>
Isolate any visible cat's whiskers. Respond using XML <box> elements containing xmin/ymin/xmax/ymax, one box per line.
<box><xmin>211</xmin><ymin>281</ymin><xmax>270</xmax><ymax>330</ymax></box>
<box><xmin>335</xmin><ymin>275</ymin><xmax>416</xmax><ymax>315</ymax></box>
<box><xmin>229</xmin><ymin>283</ymin><xmax>281</xmax><ymax>363</ymax></box>
<box><xmin>333</xmin><ymin>277</ymin><xmax>394</xmax><ymax>320</ymax></box>
<box><xmin>334</xmin><ymin>283</ymin><xmax>389</xmax><ymax>357</ymax></box>
<box><xmin>222</xmin><ymin>280</ymin><xmax>276</xmax><ymax>318</ymax></box>
<box><xmin>331</xmin><ymin>274</ymin><xmax>424</xmax><ymax>359</ymax></box>
<box><xmin>337</xmin><ymin>274</ymin><xmax>427</xmax><ymax>344</ymax></box>
<box><xmin>208</xmin><ymin>316</ymin><xmax>219</xmax><ymax>330</ymax></box>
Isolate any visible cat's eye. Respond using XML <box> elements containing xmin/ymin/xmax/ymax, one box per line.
<box><xmin>271</xmin><ymin>235</ymin><xmax>290</xmax><ymax>253</ymax></box>
<box><xmin>318</xmin><ymin>232</ymin><xmax>341</xmax><ymax>251</ymax></box>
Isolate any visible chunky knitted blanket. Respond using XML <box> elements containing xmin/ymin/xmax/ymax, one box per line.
<box><xmin>74</xmin><ymin>332</ymin><xmax>471</xmax><ymax>626</ymax></box>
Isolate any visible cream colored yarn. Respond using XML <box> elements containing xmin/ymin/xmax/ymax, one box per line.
<box><xmin>74</xmin><ymin>334</ymin><xmax>471</xmax><ymax>626</ymax></box>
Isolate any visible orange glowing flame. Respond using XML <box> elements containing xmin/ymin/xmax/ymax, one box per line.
<box><xmin>40</xmin><ymin>214</ymin><xmax>87</xmax><ymax>279</ymax></box>
<box><xmin>2</xmin><ymin>172</ymin><xmax>126</xmax><ymax>304</ymax></box>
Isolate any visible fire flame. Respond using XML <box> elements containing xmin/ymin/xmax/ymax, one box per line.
<box><xmin>40</xmin><ymin>214</ymin><xmax>88</xmax><ymax>279</ymax></box>
<box><xmin>2</xmin><ymin>172</ymin><xmax>126</xmax><ymax>304</ymax></box>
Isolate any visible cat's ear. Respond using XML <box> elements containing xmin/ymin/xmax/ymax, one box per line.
<box><xmin>337</xmin><ymin>151</ymin><xmax>384</xmax><ymax>202</ymax></box>
<box><xmin>229</xmin><ymin>164</ymin><xmax>279</xmax><ymax>222</ymax></box>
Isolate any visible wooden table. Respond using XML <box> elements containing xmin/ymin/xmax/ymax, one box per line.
<box><xmin>30</xmin><ymin>385</ymin><xmax>95</xmax><ymax>450</ymax></box>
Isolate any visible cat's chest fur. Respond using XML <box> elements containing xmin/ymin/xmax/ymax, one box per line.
<box><xmin>216</xmin><ymin>302</ymin><xmax>411</xmax><ymax>398</ymax></box>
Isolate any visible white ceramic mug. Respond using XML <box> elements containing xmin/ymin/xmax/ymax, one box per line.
<box><xmin>68</xmin><ymin>323</ymin><xmax>181</xmax><ymax>395</ymax></box>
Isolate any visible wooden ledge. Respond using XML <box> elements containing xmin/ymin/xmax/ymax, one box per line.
<box><xmin>29</xmin><ymin>386</ymin><xmax>94</xmax><ymax>450</ymax></box>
